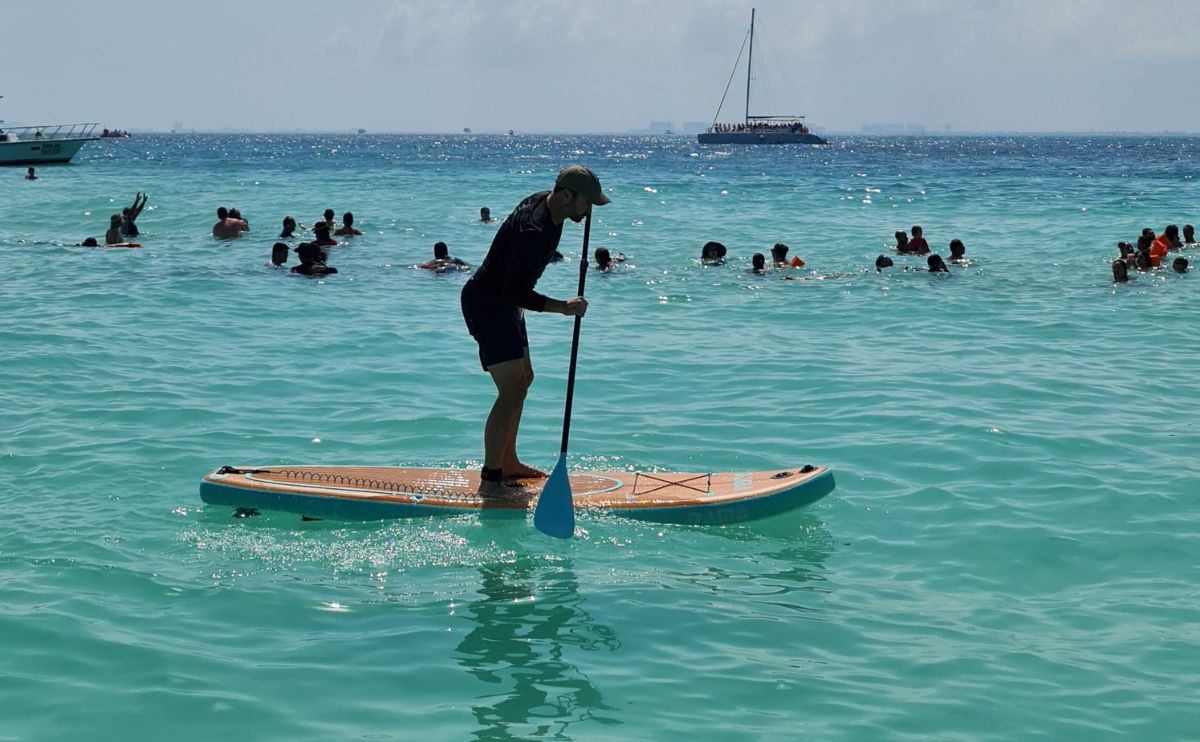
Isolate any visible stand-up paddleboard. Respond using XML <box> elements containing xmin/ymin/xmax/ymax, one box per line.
<box><xmin>199</xmin><ymin>465</ymin><xmax>835</xmax><ymax>525</ymax></box>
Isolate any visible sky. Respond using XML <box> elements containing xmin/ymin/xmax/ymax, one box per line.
<box><xmin>3</xmin><ymin>0</ymin><xmax>1199</xmax><ymax>134</ymax></box>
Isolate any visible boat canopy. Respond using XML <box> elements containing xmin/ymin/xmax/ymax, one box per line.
<box><xmin>0</xmin><ymin>123</ymin><xmax>100</xmax><ymax>142</ymax></box>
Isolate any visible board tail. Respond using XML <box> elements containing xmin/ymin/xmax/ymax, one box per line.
<box><xmin>533</xmin><ymin>454</ymin><xmax>575</xmax><ymax>538</ymax></box>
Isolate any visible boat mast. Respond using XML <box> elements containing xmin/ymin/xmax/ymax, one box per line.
<box><xmin>744</xmin><ymin>9</ymin><xmax>755</xmax><ymax>125</ymax></box>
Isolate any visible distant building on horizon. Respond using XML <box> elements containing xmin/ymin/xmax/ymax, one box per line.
<box><xmin>860</xmin><ymin>123</ymin><xmax>927</xmax><ymax>135</ymax></box>
<box><xmin>626</xmin><ymin>120</ymin><xmax>711</xmax><ymax>135</ymax></box>
<box><xmin>627</xmin><ymin>120</ymin><xmax>677</xmax><ymax>135</ymax></box>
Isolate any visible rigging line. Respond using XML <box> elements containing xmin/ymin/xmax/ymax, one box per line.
<box><xmin>757</xmin><ymin>16</ymin><xmax>802</xmax><ymax>118</ymax></box>
<box><xmin>711</xmin><ymin>26</ymin><xmax>752</xmax><ymax>127</ymax></box>
<box><xmin>752</xmin><ymin>17</ymin><xmax>781</xmax><ymax>119</ymax></box>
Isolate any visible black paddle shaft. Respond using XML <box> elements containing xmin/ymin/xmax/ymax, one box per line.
<box><xmin>558</xmin><ymin>213</ymin><xmax>591</xmax><ymax>455</ymax></box>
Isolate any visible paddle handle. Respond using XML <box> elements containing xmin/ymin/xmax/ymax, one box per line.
<box><xmin>558</xmin><ymin>213</ymin><xmax>591</xmax><ymax>455</ymax></box>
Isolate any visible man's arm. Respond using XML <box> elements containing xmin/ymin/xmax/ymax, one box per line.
<box><xmin>542</xmin><ymin>296</ymin><xmax>588</xmax><ymax>317</ymax></box>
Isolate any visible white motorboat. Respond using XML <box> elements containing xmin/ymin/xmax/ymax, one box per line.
<box><xmin>0</xmin><ymin>122</ymin><xmax>101</xmax><ymax>165</ymax></box>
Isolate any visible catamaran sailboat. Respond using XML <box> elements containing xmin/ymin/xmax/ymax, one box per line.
<box><xmin>697</xmin><ymin>8</ymin><xmax>826</xmax><ymax>145</ymax></box>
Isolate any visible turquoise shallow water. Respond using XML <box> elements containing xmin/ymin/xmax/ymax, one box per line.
<box><xmin>2</xmin><ymin>134</ymin><xmax>1199</xmax><ymax>740</ymax></box>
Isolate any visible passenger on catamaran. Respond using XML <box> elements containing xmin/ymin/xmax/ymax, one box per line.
<box><xmin>459</xmin><ymin>165</ymin><xmax>608</xmax><ymax>499</ymax></box>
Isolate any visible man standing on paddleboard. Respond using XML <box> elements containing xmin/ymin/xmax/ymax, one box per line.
<box><xmin>461</xmin><ymin>165</ymin><xmax>611</xmax><ymax>498</ymax></box>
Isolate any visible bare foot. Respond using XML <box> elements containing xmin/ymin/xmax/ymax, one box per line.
<box><xmin>478</xmin><ymin>479</ymin><xmax>532</xmax><ymax>502</ymax></box>
<box><xmin>502</xmin><ymin>462</ymin><xmax>547</xmax><ymax>479</ymax></box>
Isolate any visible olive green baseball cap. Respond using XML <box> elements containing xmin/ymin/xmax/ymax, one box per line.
<box><xmin>556</xmin><ymin>165</ymin><xmax>611</xmax><ymax>205</ymax></box>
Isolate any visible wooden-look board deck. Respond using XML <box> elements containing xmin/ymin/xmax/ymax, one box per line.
<box><xmin>200</xmin><ymin>465</ymin><xmax>835</xmax><ymax>525</ymax></box>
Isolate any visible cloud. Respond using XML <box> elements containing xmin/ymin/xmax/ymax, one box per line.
<box><xmin>5</xmin><ymin>0</ymin><xmax>1200</xmax><ymax>131</ymax></box>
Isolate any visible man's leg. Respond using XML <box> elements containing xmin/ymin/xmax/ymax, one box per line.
<box><xmin>499</xmin><ymin>347</ymin><xmax>546</xmax><ymax>479</ymax></box>
<box><xmin>484</xmin><ymin>356</ymin><xmax>531</xmax><ymax>473</ymax></box>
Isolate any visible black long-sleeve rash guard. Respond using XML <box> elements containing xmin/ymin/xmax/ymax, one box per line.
<box><xmin>465</xmin><ymin>191</ymin><xmax>563</xmax><ymax>312</ymax></box>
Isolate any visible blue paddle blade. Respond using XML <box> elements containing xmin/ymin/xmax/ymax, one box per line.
<box><xmin>534</xmin><ymin>454</ymin><xmax>575</xmax><ymax>539</ymax></box>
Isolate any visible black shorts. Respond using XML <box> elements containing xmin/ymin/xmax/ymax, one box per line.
<box><xmin>461</xmin><ymin>283</ymin><xmax>527</xmax><ymax>371</ymax></box>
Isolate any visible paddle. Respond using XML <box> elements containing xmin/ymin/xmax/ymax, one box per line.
<box><xmin>534</xmin><ymin>213</ymin><xmax>591</xmax><ymax>538</ymax></box>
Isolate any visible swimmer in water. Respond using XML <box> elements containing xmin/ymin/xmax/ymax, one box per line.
<box><xmin>322</xmin><ymin>209</ymin><xmax>336</xmax><ymax>230</ymax></box>
<box><xmin>909</xmin><ymin>225</ymin><xmax>930</xmax><ymax>255</ymax></box>
<box><xmin>105</xmin><ymin>214</ymin><xmax>125</xmax><ymax>245</ymax></box>
<box><xmin>480</xmin><ymin>207</ymin><xmax>493</xmax><ymax>223</ymax></box>
<box><xmin>81</xmin><ymin>234</ymin><xmax>139</xmax><ymax>248</ymax></box>
<box><xmin>594</xmin><ymin>247</ymin><xmax>626</xmax><ymax>271</ymax></box>
<box><xmin>25</xmin><ymin>167</ymin><xmax>37</xmax><ymax>181</ymax></box>
<box><xmin>270</xmin><ymin>242</ymin><xmax>289</xmax><ymax>267</ymax></box>
<box><xmin>1172</xmin><ymin>256</ymin><xmax>1189</xmax><ymax>273</ymax></box>
<box><xmin>875</xmin><ymin>255</ymin><xmax>894</xmax><ymax>272</ymax></box>
<box><xmin>228</xmin><ymin>208</ymin><xmax>248</xmax><ymax>230</ymax></box>
<box><xmin>748</xmin><ymin>252</ymin><xmax>767</xmax><ymax>275</ymax></box>
<box><xmin>291</xmin><ymin>242</ymin><xmax>338</xmax><ymax>276</ymax></box>
<box><xmin>1183</xmin><ymin>224</ymin><xmax>1196</xmax><ymax>246</ymax></box>
<box><xmin>771</xmin><ymin>242</ymin><xmax>803</xmax><ymax>268</ymax></box>
<box><xmin>334</xmin><ymin>212</ymin><xmax>363</xmax><ymax>237</ymax></box>
<box><xmin>948</xmin><ymin>239</ymin><xmax>968</xmax><ymax>265</ymax></box>
<box><xmin>120</xmin><ymin>192</ymin><xmax>148</xmax><ymax>238</ymax></box>
<box><xmin>419</xmin><ymin>241</ymin><xmax>470</xmax><ymax>272</ymax></box>
<box><xmin>280</xmin><ymin>216</ymin><xmax>305</xmax><ymax>239</ymax></box>
<box><xmin>312</xmin><ymin>222</ymin><xmax>338</xmax><ymax>247</ymax></box>
<box><xmin>701</xmin><ymin>241</ymin><xmax>727</xmax><ymax>265</ymax></box>
<box><xmin>893</xmin><ymin>230</ymin><xmax>910</xmax><ymax>253</ymax></box>
<box><xmin>1112</xmin><ymin>259</ymin><xmax>1129</xmax><ymax>283</ymax></box>
<box><xmin>213</xmin><ymin>207</ymin><xmax>248</xmax><ymax>240</ymax></box>
<box><xmin>1150</xmin><ymin>225</ymin><xmax>1180</xmax><ymax>268</ymax></box>
<box><xmin>927</xmin><ymin>254</ymin><xmax>950</xmax><ymax>273</ymax></box>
